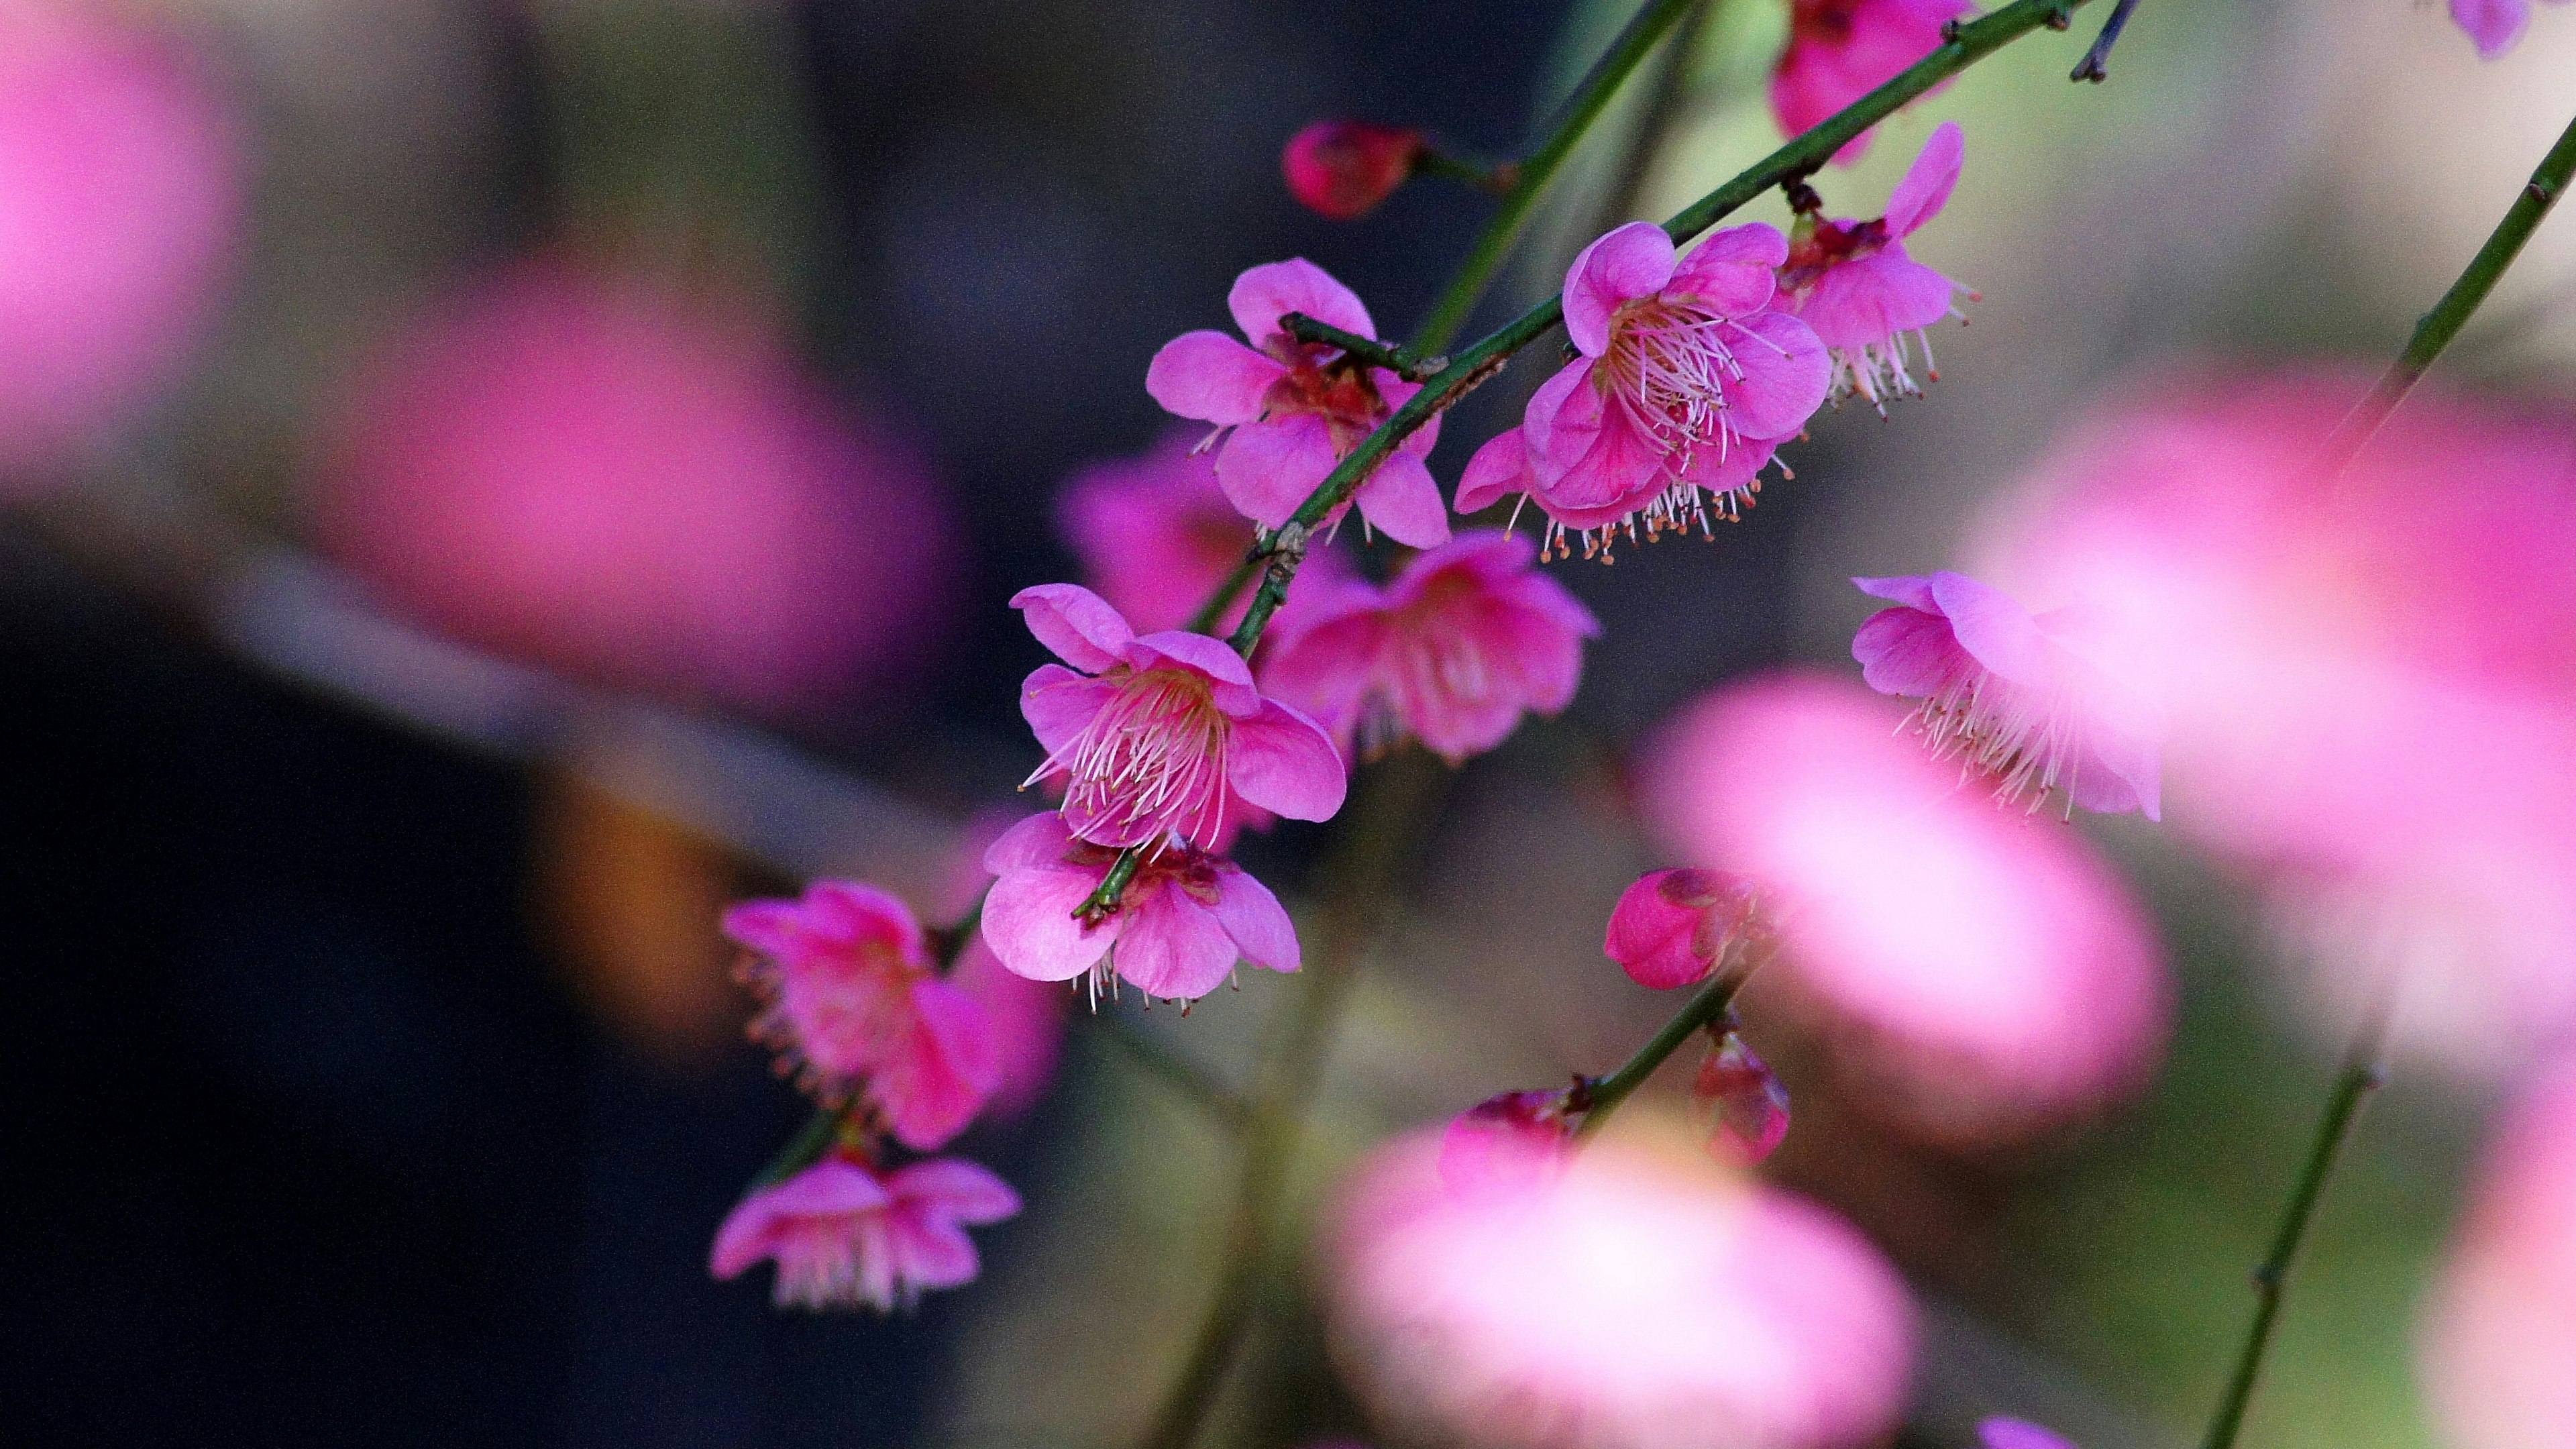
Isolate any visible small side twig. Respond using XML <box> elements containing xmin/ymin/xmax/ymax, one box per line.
<box><xmin>2071</xmin><ymin>0</ymin><xmax>2142</xmax><ymax>82</ymax></box>
<box><xmin>1279</xmin><ymin>311</ymin><xmax>1446</xmax><ymax>382</ymax></box>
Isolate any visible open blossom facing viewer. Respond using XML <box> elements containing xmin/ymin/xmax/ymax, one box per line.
<box><xmin>1146</xmin><ymin>259</ymin><xmax>1449</xmax><ymax>547</ymax></box>
<box><xmin>1777</xmin><ymin>122</ymin><xmax>1972</xmax><ymax>411</ymax></box>
<box><xmin>1260</xmin><ymin>531</ymin><xmax>1599</xmax><ymax>764</ymax></box>
<box><xmin>2451</xmin><ymin>0</ymin><xmax>2570</xmax><ymax>58</ymax></box>
<box><xmin>978</xmin><ymin>811</ymin><xmax>1298</xmax><ymax>1003</ymax></box>
<box><xmin>711</xmin><ymin>1155</ymin><xmax>1020</xmax><ymax>1311</ymax></box>
<box><xmin>1015</xmin><ymin>583</ymin><xmax>1345</xmax><ymax>851</ymax></box>
<box><xmin>1854</xmin><ymin>572</ymin><xmax>2163</xmax><ymax>820</ymax></box>
<box><xmin>1771</xmin><ymin>0</ymin><xmax>1972</xmax><ymax>164</ymax></box>
<box><xmin>1283</xmin><ymin>121</ymin><xmax>1427</xmax><ymax>220</ymax></box>
<box><xmin>722</xmin><ymin>882</ymin><xmax>999</xmax><ymax>1151</ymax></box>
<box><xmin>1455</xmin><ymin>223</ymin><xmax>1829</xmax><ymax>559</ymax></box>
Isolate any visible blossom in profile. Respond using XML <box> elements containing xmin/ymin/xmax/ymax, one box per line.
<box><xmin>1776</xmin><ymin>122</ymin><xmax>1972</xmax><ymax>410</ymax></box>
<box><xmin>977</xmin><ymin>811</ymin><xmax>1299</xmax><ymax>1004</ymax></box>
<box><xmin>1438</xmin><ymin>1089</ymin><xmax>1576</xmax><ymax>1197</ymax></box>
<box><xmin>1014</xmin><ymin>583</ymin><xmax>1345</xmax><ymax>852</ymax></box>
<box><xmin>1283</xmin><ymin>121</ymin><xmax>1427</xmax><ymax>220</ymax></box>
<box><xmin>0</xmin><ymin>3</ymin><xmax>239</xmax><ymax>480</ymax></box>
<box><xmin>1604</xmin><ymin>867</ymin><xmax>1768</xmax><ymax>990</ymax></box>
<box><xmin>2418</xmin><ymin>1061</ymin><xmax>2576</xmax><ymax>1449</ymax></box>
<box><xmin>1980</xmin><ymin>1419</ymin><xmax>2082</xmax><ymax>1449</ymax></box>
<box><xmin>2450</xmin><ymin>0</ymin><xmax>2569</xmax><ymax>58</ymax></box>
<box><xmin>1259</xmin><ymin>531</ymin><xmax>1599</xmax><ymax>765</ymax></box>
<box><xmin>1459</xmin><ymin>223</ymin><xmax>1829</xmax><ymax>560</ymax></box>
<box><xmin>710</xmin><ymin>1155</ymin><xmax>1019</xmax><ymax>1312</ymax></box>
<box><xmin>723</xmin><ymin>882</ymin><xmax>998</xmax><ymax>1151</ymax></box>
<box><xmin>1146</xmin><ymin>260</ymin><xmax>1449</xmax><ymax>547</ymax></box>
<box><xmin>318</xmin><ymin>262</ymin><xmax>956</xmax><ymax>714</ymax></box>
<box><xmin>1057</xmin><ymin>429</ymin><xmax>1356</xmax><ymax>635</ymax></box>
<box><xmin>1770</xmin><ymin>0</ymin><xmax>1972</xmax><ymax>165</ymax></box>
<box><xmin>1851</xmin><ymin>571</ymin><xmax>2163</xmax><ymax>820</ymax></box>
<box><xmin>1328</xmin><ymin>1130</ymin><xmax>1913</xmax><ymax>1449</ymax></box>
<box><xmin>1642</xmin><ymin>672</ymin><xmax>2169</xmax><ymax>1145</ymax></box>
<box><xmin>1695</xmin><ymin>1027</ymin><xmax>1792</xmax><ymax>1166</ymax></box>
<box><xmin>934</xmin><ymin>811</ymin><xmax>1071</xmax><ymax>1120</ymax></box>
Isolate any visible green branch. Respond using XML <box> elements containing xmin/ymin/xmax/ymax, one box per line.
<box><xmin>1572</xmin><ymin>939</ymin><xmax>1771</xmax><ymax>1140</ymax></box>
<box><xmin>1280</xmin><ymin>311</ymin><xmax>1446</xmax><ymax>382</ymax></box>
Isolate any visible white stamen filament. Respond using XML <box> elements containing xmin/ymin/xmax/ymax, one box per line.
<box><xmin>1025</xmin><ymin>669</ymin><xmax>1230</xmax><ymax>850</ymax></box>
<box><xmin>1904</xmin><ymin>665</ymin><xmax>2090</xmax><ymax>819</ymax></box>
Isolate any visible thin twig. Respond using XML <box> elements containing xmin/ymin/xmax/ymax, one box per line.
<box><xmin>2070</xmin><ymin>0</ymin><xmax>2140</xmax><ymax>81</ymax></box>
<box><xmin>1571</xmin><ymin>938</ymin><xmax>1772</xmax><ymax>1140</ymax></box>
<box><xmin>1279</xmin><ymin>311</ymin><xmax>1446</xmax><ymax>381</ymax></box>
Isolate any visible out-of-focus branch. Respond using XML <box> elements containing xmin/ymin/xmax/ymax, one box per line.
<box><xmin>2071</xmin><ymin>0</ymin><xmax>2143</xmax><ymax>83</ymax></box>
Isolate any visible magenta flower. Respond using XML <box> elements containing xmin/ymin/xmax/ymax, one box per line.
<box><xmin>1438</xmin><ymin>1089</ymin><xmax>1575</xmax><ymax>1197</ymax></box>
<box><xmin>710</xmin><ymin>1155</ymin><xmax>1019</xmax><ymax>1312</ymax></box>
<box><xmin>1853</xmin><ymin>571</ymin><xmax>2163</xmax><ymax>820</ymax></box>
<box><xmin>1770</xmin><ymin>0</ymin><xmax>1972</xmax><ymax>166</ymax></box>
<box><xmin>1604</xmin><ymin>867</ymin><xmax>1767</xmax><ymax>990</ymax></box>
<box><xmin>1259</xmin><ymin>531</ymin><xmax>1599</xmax><ymax>765</ymax></box>
<box><xmin>722</xmin><ymin>882</ymin><xmax>999</xmax><ymax>1152</ymax></box>
<box><xmin>2420</xmin><ymin>1061</ymin><xmax>2576</xmax><ymax>1449</ymax></box>
<box><xmin>2451</xmin><ymin>0</ymin><xmax>2570</xmax><ymax>58</ymax></box>
<box><xmin>1980</xmin><ymin>1419</ymin><xmax>2082</xmax><ymax>1449</ymax></box>
<box><xmin>1014</xmin><ymin>583</ymin><xmax>1346</xmax><ymax>852</ymax></box>
<box><xmin>1283</xmin><ymin>121</ymin><xmax>1427</xmax><ymax>220</ymax></box>
<box><xmin>977</xmin><ymin>812</ymin><xmax>1299</xmax><ymax>1004</ymax></box>
<box><xmin>1146</xmin><ymin>260</ymin><xmax>1449</xmax><ymax>547</ymax></box>
<box><xmin>1695</xmin><ymin>1029</ymin><xmax>1792</xmax><ymax>1166</ymax></box>
<box><xmin>1458</xmin><ymin>223</ymin><xmax>1829</xmax><ymax>560</ymax></box>
<box><xmin>1777</xmin><ymin>122</ymin><xmax>1972</xmax><ymax>411</ymax></box>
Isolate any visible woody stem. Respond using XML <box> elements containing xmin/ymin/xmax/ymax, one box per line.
<box><xmin>1571</xmin><ymin>941</ymin><xmax>1772</xmax><ymax>1140</ymax></box>
<box><xmin>1279</xmin><ymin>312</ymin><xmax>1446</xmax><ymax>381</ymax></box>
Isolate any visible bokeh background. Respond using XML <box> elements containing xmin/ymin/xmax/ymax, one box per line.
<box><xmin>5</xmin><ymin>1</ymin><xmax>2575</xmax><ymax>1446</ymax></box>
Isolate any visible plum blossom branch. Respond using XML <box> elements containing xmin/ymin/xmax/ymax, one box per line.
<box><xmin>2070</xmin><ymin>0</ymin><xmax>2143</xmax><ymax>83</ymax></box>
<box><xmin>1279</xmin><ymin>311</ymin><xmax>1446</xmax><ymax>382</ymax></box>
<box><xmin>1572</xmin><ymin>935</ymin><xmax>1776</xmax><ymax>1141</ymax></box>
<box><xmin>2318</xmin><ymin>108</ymin><xmax>2576</xmax><ymax>475</ymax></box>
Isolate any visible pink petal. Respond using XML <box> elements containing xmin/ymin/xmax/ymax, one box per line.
<box><xmin>1456</xmin><ymin>427</ymin><xmax>1532</xmax><ymax>515</ymax></box>
<box><xmin>720</xmin><ymin>900</ymin><xmax>809</xmax><ymax>959</ymax></box>
<box><xmin>888</xmin><ymin>1157</ymin><xmax>1022</xmax><ymax>1224</ymax></box>
<box><xmin>1669</xmin><ymin>223</ymin><xmax>1787</xmax><ymax>316</ymax></box>
<box><xmin>1216</xmin><ymin>413</ymin><xmax>1339</xmax><ymax>530</ymax></box>
<box><xmin>1521</xmin><ymin>358</ymin><xmax>1598</xmax><ymax>484</ymax></box>
<box><xmin>1605</xmin><ymin>869</ymin><xmax>1712</xmax><ymax>989</ymax></box>
<box><xmin>800</xmin><ymin>881</ymin><xmax>921</xmax><ymax>951</ymax></box>
<box><xmin>1010</xmin><ymin>582</ymin><xmax>1136</xmax><ymax>674</ymax></box>
<box><xmin>875</xmin><ymin>978</ymin><xmax>1000</xmax><ymax>1150</ymax></box>
<box><xmin>1227</xmin><ymin>698</ymin><xmax>1349</xmax><ymax>822</ymax></box>
<box><xmin>1146</xmin><ymin>331</ymin><xmax>1289</xmax><ymax>425</ymax></box>
<box><xmin>1355</xmin><ymin>449</ymin><xmax>1453</xmax><ymax>547</ymax></box>
<box><xmin>1563</xmin><ymin>222</ymin><xmax>1677</xmax><ymax>356</ymax></box>
<box><xmin>983</xmin><ymin>810</ymin><xmax>1073</xmax><ymax>875</ymax></box>
<box><xmin>1852</xmin><ymin>573</ymin><xmax>1939</xmax><ymax>612</ymax></box>
<box><xmin>1851</xmin><ymin>606</ymin><xmax>1970</xmax><ymax>698</ymax></box>
<box><xmin>1021</xmin><ymin>664</ymin><xmax>1120</xmax><ymax>760</ymax></box>
<box><xmin>710</xmin><ymin>1161</ymin><xmax>887</xmax><ymax>1279</ymax></box>
<box><xmin>1209</xmin><ymin>863</ymin><xmax>1301</xmax><ymax>973</ymax></box>
<box><xmin>1695</xmin><ymin>1031</ymin><xmax>1791</xmax><ymax>1165</ymax></box>
<box><xmin>887</xmin><ymin>1213</ymin><xmax>981</xmax><ymax>1292</ymax></box>
<box><xmin>1884</xmin><ymin>121</ymin><xmax>1965</xmax><ymax>237</ymax></box>
<box><xmin>981</xmin><ymin>862</ymin><xmax>1120</xmax><ymax>982</ymax></box>
<box><xmin>1927</xmin><ymin>571</ymin><xmax>2054</xmax><ymax>690</ymax></box>
<box><xmin>2452</xmin><ymin>0</ymin><xmax>2532</xmax><ymax>56</ymax></box>
<box><xmin>1718</xmin><ymin>311</ymin><xmax>1832</xmax><ymax>442</ymax></box>
<box><xmin>1129</xmin><ymin>629</ymin><xmax>1260</xmax><ymax>704</ymax></box>
<box><xmin>1544</xmin><ymin>404</ymin><xmax>1667</xmax><ymax>514</ymax></box>
<box><xmin>1114</xmin><ymin>880</ymin><xmax>1243</xmax><ymax>998</ymax></box>
<box><xmin>1980</xmin><ymin>1419</ymin><xmax>2084</xmax><ymax>1449</ymax></box>
<box><xmin>1797</xmin><ymin>248</ymin><xmax>1957</xmax><ymax>352</ymax></box>
<box><xmin>1258</xmin><ymin>608</ymin><xmax>1388</xmax><ymax>753</ymax></box>
<box><xmin>1228</xmin><ymin>258</ymin><xmax>1375</xmax><ymax>346</ymax></box>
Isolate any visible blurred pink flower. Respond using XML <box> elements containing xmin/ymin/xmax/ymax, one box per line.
<box><xmin>1438</xmin><ymin>1089</ymin><xmax>1576</xmax><ymax>1197</ymax></box>
<box><xmin>0</xmin><ymin>3</ymin><xmax>238</xmax><ymax>480</ymax></box>
<box><xmin>1146</xmin><ymin>259</ymin><xmax>1449</xmax><ymax>547</ymax></box>
<box><xmin>1458</xmin><ymin>223</ymin><xmax>1828</xmax><ymax>561</ymax></box>
<box><xmin>1776</xmin><ymin>122</ymin><xmax>1971</xmax><ymax>411</ymax></box>
<box><xmin>710</xmin><ymin>1154</ymin><xmax>1018</xmax><ymax>1311</ymax></box>
<box><xmin>1604</xmin><ymin>867</ymin><xmax>1766</xmax><ymax>990</ymax></box>
<box><xmin>723</xmin><ymin>881</ymin><xmax>998</xmax><ymax>1152</ymax></box>
<box><xmin>318</xmin><ymin>262</ymin><xmax>955</xmax><ymax>712</ymax></box>
<box><xmin>1014</xmin><ymin>582</ymin><xmax>1345</xmax><ymax>851</ymax></box>
<box><xmin>1976</xmin><ymin>371</ymin><xmax>2576</xmax><ymax>1073</ymax></box>
<box><xmin>1328</xmin><ymin>1132</ymin><xmax>1913</xmax><ymax>1449</ymax></box>
<box><xmin>1852</xmin><ymin>571</ymin><xmax>2163</xmax><ymax>820</ymax></box>
<box><xmin>2450</xmin><ymin>0</ymin><xmax>2569</xmax><ymax>58</ymax></box>
<box><xmin>977</xmin><ymin>811</ymin><xmax>1298</xmax><ymax>1004</ymax></box>
<box><xmin>2418</xmin><ymin>1061</ymin><xmax>2576</xmax><ymax>1449</ymax></box>
<box><xmin>934</xmin><ymin>811</ymin><xmax>1070</xmax><ymax>1120</ymax></box>
<box><xmin>1055</xmin><ymin>429</ymin><xmax>1356</xmax><ymax>636</ymax></box>
<box><xmin>1771</xmin><ymin>0</ymin><xmax>1971</xmax><ymax>165</ymax></box>
<box><xmin>1283</xmin><ymin>121</ymin><xmax>1426</xmax><ymax>221</ymax></box>
<box><xmin>1642</xmin><ymin>672</ymin><xmax>2170</xmax><ymax>1145</ymax></box>
<box><xmin>1980</xmin><ymin>1418</ymin><xmax>2082</xmax><ymax>1449</ymax></box>
<box><xmin>1260</xmin><ymin>531</ymin><xmax>1599</xmax><ymax>765</ymax></box>
<box><xmin>1696</xmin><ymin>1028</ymin><xmax>1792</xmax><ymax>1166</ymax></box>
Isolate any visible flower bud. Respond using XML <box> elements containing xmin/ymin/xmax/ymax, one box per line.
<box><xmin>1281</xmin><ymin>120</ymin><xmax>1425</xmax><ymax>221</ymax></box>
<box><xmin>1438</xmin><ymin>1087</ymin><xmax>1573</xmax><ymax>1197</ymax></box>
<box><xmin>1603</xmin><ymin>867</ymin><xmax>1767</xmax><ymax>989</ymax></box>
<box><xmin>1693</xmin><ymin>1024</ymin><xmax>1790</xmax><ymax>1165</ymax></box>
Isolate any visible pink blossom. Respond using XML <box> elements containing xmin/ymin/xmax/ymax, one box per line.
<box><xmin>1642</xmin><ymin>672</ymin><xmax>2171</xmax><ymax>1146</ymax></box>
<box><xmin>1259</xmin><ymin>531</ymin><xmax>1599</xmax><ymax>765</ymax></box>
<box><xmin>722</xmin><ymin>882</ymin><xmax>998</xmax><ymax>1151</ymax></box>
<box><xmin>2450</xmin><ymin>0</ymin><xmax>2570</xmax><ymax>58</ymax></box>
<box><xmin>1851</xmin><ymin>570</ymin><xmax>2163</xmax><ymax>820</ymax></box>
<box><xmin>1146</xmin><ymin>260</ymin><xmax>1449</xmax><ymax>547</ymax></box>
<box><xmin>977</xmin><ymin>811</ymin><xmax>1299</xmax><ymax>1004</ymax></box>
<box><xmin>1457</xmin><ymin>223</ymin><xmax>1830</xmax><ymax>561</ymax></box>
<box><xmin>1695</xmin><ymin>1029</ymin><xmax>1792</xmax><ymax>1166</ymax></box>
<box><xmin>1776</xmin><ymin>122</ymin><xmax>1971</xmax><ymax>410</ymax></box>
<box><xmin>1283</xmin><ymin>121</ymin><xmax>1427</xmax><ymax>220</ymax></box>
<box><xmin>1056</xmin><ymin>428</ymin><xmax>1356</xmax><ymax>636</ymax></box>
<box><xmin>1604</xmin><ymin>867</ymin><xmax>1768</xmax><ymax>990</ymax></box>
<box><xmin>1770</xmin><ymin>0</ymin><xmax>1972</xmax><ymax>166</ymax></box>
<box><xmin>1328</xmin><ymin>1130</ymin><xmax>1913</xmax><ymax>1449</ymax></box>
<box><xmin>934</xmin><ymin>812</ymin><xmax>1070</xmax><ymax>1119</ymax></box>
<box><xmin>318</xmin><ymin>261</ymin><xmax>956</xmax><ymax>713</ymax></box>
<box><xmin>1015</xmin><ymin>582</ymin><xmax>1345</xmax><ymax>851</ymax></box>
<box><xmin>1438</xmin><ymin>1089</ymin><xmax>1576</xmax><ymax>1197</ymax></box>
<box><xmin>710</xmin><ymin>1155</ymin><xmax>1019</xmax><ymax>1312</ymax></box>
<box><xmin>1980</xmin><ymin>1419</ymin><xmax>2082</xmax><ymax>1449</ymax></box>
<box><xmin>0</xmin><ymin>3</ymin><xmax>239</xmax><ymax>480</ymax></box>
<box><xmin>2418</xmin><ymin>1061</ymin><xmax>2576</xmax><ymax>1449</ymax></box>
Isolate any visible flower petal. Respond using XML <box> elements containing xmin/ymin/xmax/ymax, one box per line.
<box><xmin>1228</xmin><ymin>698</ymin><xmax>1348</xmax><ymax>822</ymax></box>
<box><xmin>887</xmin><ymin>1157</ymin><xmax>1022</xmax><ymax>1224</ymax></box>
<box><xmin>1927</xmin><ymin>570</ymin><xmax>2054</xmax><ymax>689</ymax></box>
<box><xmin>1010</xmin><ymin>582</ymin><xmax>1136</xmax><ymax>674</ymax></box>
<box><xmin>1146</xmin><ymin>331</ymin><xmax>1289</xmax><ymax>425</ymax></box>
<box><xmin>1229</xmin><ymin>258</ymin><xmax>1375</xmax><ymax>345</ymax></box>
<box><xmin>1356</xmin><ymin>449</ymin><xmax>1453</xmax><ymax>547</ymax></box>
<box><xmin>1797</xmin><ymin>246</ymin><xmax>1957</xmax><ymax>352</ymax></box>
<box><xmin>1216</xmin><ymin>413</ymin><xmax>1340</xmax><ymax>529</ymax></box>
<box><xmin>1670</xmin><ymin>223</ymin><xmax>1786</xmax><ymax>315</ymax></box>
<box><xmin>1718</xmin><ymin>311</ymin><xmax>1832</xmax><ymax>441</ymax></box>
<box><xmin>1114</xmin><ymin>880</ymin><xmax>1243</xmax><ymax>998</ymax></box>
<box><xmin>983</xmin><ymin>811</ymin><xmax>1074</xmax><ymax>875</ymax></box>
<box><xmin>1884</xmin><ymin>121</ymin><xmax>1965</xmax><ymax>237</ymax></box>
<box><xmin>1210</xmin><ymin>864</ymin><xmax>1301</xmax><ymax>973</ymax></box>
<box><xmin>981</xmin><ymin>862</ymin><xmax>1120</xmax><ymax>982</ymax></box>
<box><xmin>1456</xmin><ymin>427</ymin><xmax>1532</xmax><ymax>515</ymax></box>
<box><xmin>1021</xmin><ymin>664</ymin><xmax>1120</xmax><ymax>760</ymax></box>
<box><xmin>1563</xmin><ymin>222</ymin><xmax>1677</xmax><ymax>356</ymax></box>
<box><xmin>1851</xmin><ymin>605</ymin><xmax>1970</xmax><ymax>698</ymax></box>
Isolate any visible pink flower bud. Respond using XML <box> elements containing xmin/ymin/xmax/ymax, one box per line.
<box><xmin>1603</xmin><ymin>867</ymin><xmax>1766</xmax><ymax>990</ymax></box>
<box><xmin>1980</xmin><ymin>1418</ymin><xmax>2082</xmax><ymax>1449</ymax></box>
<box><xmin>1694</xmin><ymin>1028</ymin><xmax>1790</xmax><ymax>1165</ymax></box>
<box><xmin>1438</xmin><ymin>1089</ymin><xmax>1573</xmax><ymax>1197</ymax></box>
<box><xmin>1282</xmin><ymin>121</ymin><xmax>1426</xmax><ymax>221</ymax></box>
